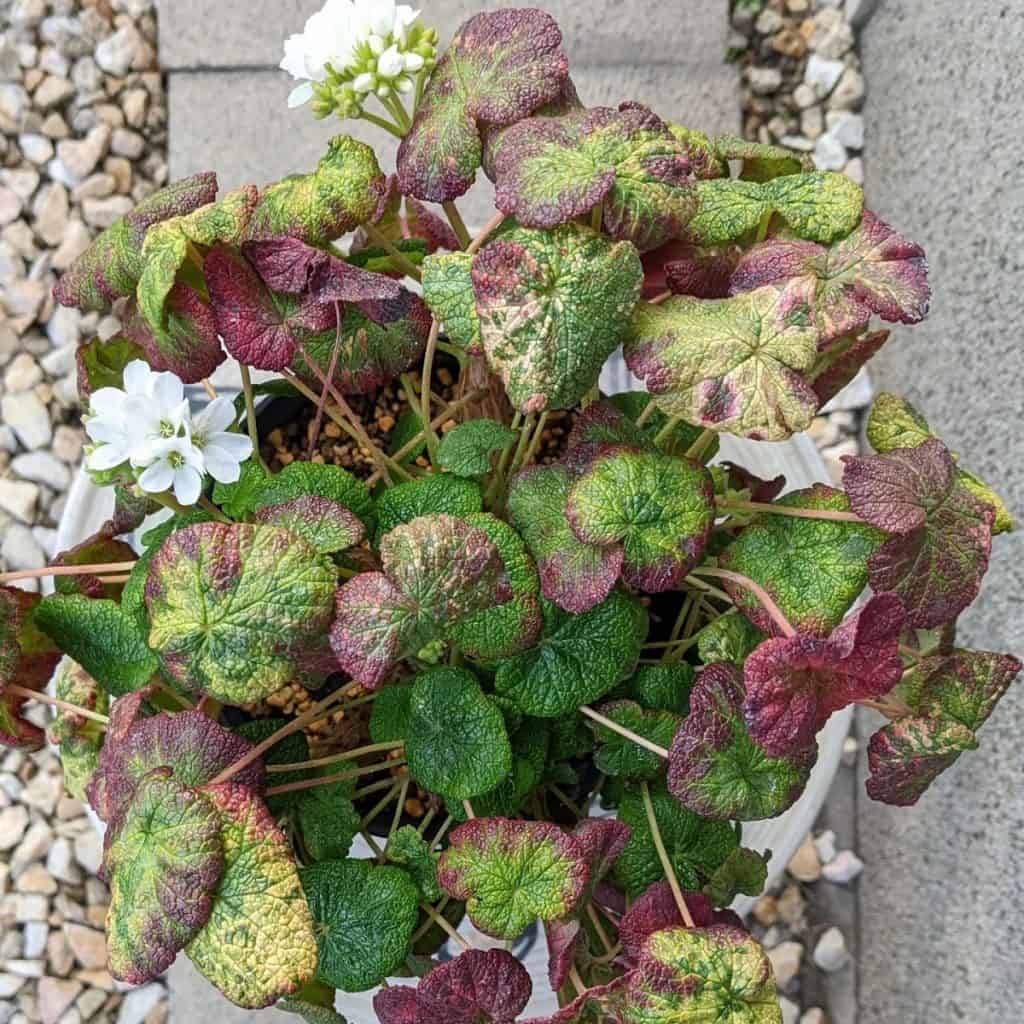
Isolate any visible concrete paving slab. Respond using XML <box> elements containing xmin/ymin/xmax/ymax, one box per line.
<box><xmin>169</xmin><ymin>61</ymin><xmax>738</xmax><ymax>227</ymax></box>
<box><xmin>161</xmin><ymin>0</ymin><xmax>730</xmax><ymax>72</ymax></box>
<box><xmin>858</xmin><ymin>2</ymin><xmax>1024</xmax><ymax>1022</ymax></box>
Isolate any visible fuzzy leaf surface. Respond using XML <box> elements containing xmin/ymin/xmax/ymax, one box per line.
<box><xmin>668</xmin><ymin>663</ymin><xmax>815</xmax><ymax>820</ymax></box>
<box><xmin>48</xmin><ymin>661</ymin><xmax>108</xmax><ymax>799</ymax></box>
<box><xmin>438</xmin><ymin>419</ymin><xmax>518</xmax><ymax>478</ymax></box>
<box><xmin>865</xmin><ymin>716</ymin><xmax>978</xmax><ymax>806</ymax></box>
<box><xmin>255</xmin><ymin>496</ymin><xmax>365</xmax><ymax>555</ymax></box>
<box><xmin>688</xmin><ymin>172</ymin><xmax>863</xmax><ymax>246</ymax></box>
<box><xmin>494</xmin><ymin>590</ymin><xmax>647</xmax><ymax>718</ymax></box>
<box><xmin>186</xmin><ymin>784</ymin><xmax>318</xmax><ymax>1008</ymax></box>
<box><xmin>145</xmin><ymin>523</ymin><xmax>337</xmax><ymax>703</ymax></box>
<box><xmin>494</xmin><ymin>104</ymin><xmax>696</xmax><ymax>250</ymax></box>
<box><xmin>567</xmin><ymin>449</ymin><xmax>715</xmax><ymax>591</ymax></box>
<box><xmin>396</xmin><ymin>9</ymin><xmax>569</xmax><ymax>202</ymax></box>
<box><xmin>697</xmin><ymin>612</ymin><xmax>765</xmax><ymax>669</ymax></box>
<box><xmin>721</xmin><ymin>484</ymin><xmax>884</xmax><ymax>636</ymax></box>
<box><xmin>614</xmin><ymin>782</ymin><xmax>739</xmax><ymax>897</ymax></box>
<box><xmin>406</xmin><ymin>667</ymin><xmax>512</xmax><ymax>799</ymax></box>
<box><xmin>245</xmin><ymin>135</ymin><xmax>386</xmax><ymax>245</ymax></box>
<box><xmin>439</xmin><ymin>818</ymin><xmax>589</xmax><ymax>938</ymax></box>
<box><xmin>589</xmin><ymin>699</ymin><xmax>680</xmax><ymax>780</ymax></box>
<box><xmin>715</xmin><ymin>134</ymin><xmax>811</xmax><ymax>182</ymax></box>
<box><xmin>374</xmin><ymin>476</ymin><xmax>483</xmax><ymax>544</ymax></box>
<box><xmin>421</xmin><ymin>252</ymin><xmax>483</xmax><ymax>353</ymax></box>
<box><xmin>1</xmin><ymin>588</ymin><xmax>61</xmax><ymax>749</ymax></box>
<box><xmin>385</xmin><ymin>826</ymin><xmax>442</xmax><ymax>903</ymax></box>
<box><xmin>35</xmin><ymin>595</ymin><xmax>158</xmax><ymax>698</ymax></box>
<box><xmin>629</xmin><ymin>663</ymin><xmax>697</xmax><ymax>716</ymax></box>
<box><xmin>473</xmin><ymin>224</ymin><xmax>643</xmax><ymax>413</ymax></box>
<box><xmin>247</xmin><ymin>461</ymin><xmax>375</xmax><ymax>536</ymax></box>
<box><xmin>625</xmin><ymin>925</ymin><xmax>782</xmax><ymax>1023</ymax></box>
<box><xmin>743</xmin><ymin>594</ymin><xmax>906</xmax><ymax>756</ymax></box>
<box><xmin>624</xmin><ymin>282</ymin><xmax>820</xmax><ymax>441</ymax></box>
<box><xmin>843</xmin><ymin>440</ymin><xmax>995</xmax><ymax>627</ymax></box>
<box><xmin>731</xmin><ymin>211</ymin><xmax>930</xmax><ymax>344</ymax></box>
<box><xmin>507</xmin><ymin>464</ymin><xmax>623</xmax><ymax>614</ymax></box>
<box><xmin>416</xmin><ymin>948</ymin><xmax>533</xmax><ymax>1024</ymax></box>
<box><xmin>290</xmin><ymin>291</ymin><xmax>431</xmax><ymax>395</ymax></box>
<box><xmin>331</xmin><ymin>515</ymin><xmax>511</xmax><ymax>688</ymax></box>
<box><xmin>301</xmin><ymin>858</ymin><xmax>419</xmax><ymax>992</ymax></box>
<box><xmin>104</xmin><ymin>773</ymin><xmax>223</xmax><ymax>984</ymax></box>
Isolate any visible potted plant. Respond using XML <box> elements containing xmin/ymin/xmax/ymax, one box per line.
<box><xmin>1</xmin><ymin>4</ymin><xmax>1018</xmax><ymax>1021</ymax></box>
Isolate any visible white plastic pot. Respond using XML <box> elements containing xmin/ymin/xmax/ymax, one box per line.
<box><xmin>55</xmin><ymin>399</ymin><xmax>846</xmax><ymax>1019</ymax></box>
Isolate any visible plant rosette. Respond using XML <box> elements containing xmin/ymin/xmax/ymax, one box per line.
<box><xmin>7</xmin><ymin>4</ymin><xmax>1015</xmax><ymax>1022</ymax></box>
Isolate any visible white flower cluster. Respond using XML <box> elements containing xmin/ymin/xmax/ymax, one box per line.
<box><xmin>281</xmin><ymin>0</ymin><xmax>434</xmax><ymax>114</ymax></box>
<box><xmin>84</xmin><ymin>361</ymin><xmax>253</xmax><ymax>506</ymax></box>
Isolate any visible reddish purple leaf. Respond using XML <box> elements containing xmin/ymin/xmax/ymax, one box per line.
<box><xmin>743</xmin><ymin>594</ymin><xmax>906</xmax><ymax>757</ymax></box>
<box><xmin>242</xmin><ymin>237</ymin><xmax>401</xmax><ymax>303</ymax></box>
<box><xmin>811</xmin><ymin>329</ymin><xmax>890</xmax><ymax>407</ymax></box>
<box><xmin>573</xmin><ymin>818</ymin><xmax>632</xmax><ymax>888</ymax></box>
<box><xmin>373</xmin><ymin>986</ymin><xmax>419</xmax><ymax>1024</ymax></box>
<box><xmin>730</xmin><ymin>210</ymin><xmax>930</xmax><ymax>345</ymax></box>
<box><xmin>911</xmin><ymin>649</ymin><xmax>1022</xmax><ymax>732</ymax></box>
<box><xmin>843</xmin><ymin>440</ymin><xmax>995</xmax><ymax>628</ymax></box>
<box><xmin>544</xmin><ymin>916</ymin><xmax>583</xmax><ymax>993</ymax></box>
<box><xmin>417</xmin><ymin>949</ymin><xmax>533</xmax><ymax>1024</ymax></box>
<box><xmin>88</xmin><ymin>706</ymin><xmax>264</xmax><ymax>825</ymax></box>
<box><xmin>641</xmin><ymin>242</ymin><xmax>743</xmax><ymax>300</ymax></box>
<box><xmin>123</xmin><ymin>282</ymin><xmax>225</xmax><ymax>384</ymax></box>
<box><xmin>205</xmin><ymin>244</ymin><xmax>335</xmax><ymax>371</ymax></box>
<box><xmin>865</xmin><ymin>715</ymin><xmax>978</xmax><ymax>806</ymax></box>
<box><xmin>619</xmin><ymin>882</ymin><xmax>735</xmax><ymax>959</ymax></box>
<box><xmin>521</xmin><ymin>976</ymin><xmax>633</xmax><ymax>1024</ymax></box>
<box><xmin>720</xmin><ymin>462</ymin><xmax>786</xmax><ymax>504</ymax></box>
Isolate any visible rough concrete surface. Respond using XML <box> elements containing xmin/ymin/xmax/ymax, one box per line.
<box><xmin>858</xmin><ymin>2</ymin><xmax>1024</xmax><ymax>1022</ymax></box>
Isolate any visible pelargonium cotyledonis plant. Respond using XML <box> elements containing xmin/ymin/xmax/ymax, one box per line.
<box><xmin>1</xmin><ymin>3</ymin><xmax>1017</xmax><ymax>1021</ymax></box>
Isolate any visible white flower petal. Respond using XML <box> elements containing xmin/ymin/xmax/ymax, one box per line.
<box><xmin>151</xmin><ymin>372</ymin><xmax>185</xmax><ymax>410</ymax></box>
<box><xmin>288</xmin><ymin>82</ymin><xmax>316</xmax><ymax>108</ymax></box>
<box><xmin>139</xmin><ymin>461</ymin><xmax>174</xmax><ymax>495</ymax></box>
<box><xmin>86</xmin><ymin>444</ymin><xmax>129</xmax><ymax>471</ymax></box>
<box><xmin>394</xmin><ymin>75</ymin><xmax>414</xmax><ymax>94</ymax></box>
<box><xmin>85</xmin><ymin>418</ymin><xmax>125</xmax><ymax>444</ymax></box>
<box><xmin>122</xmin><ymin>360</ymin><xmax>154</xmax><ymax>396</ymax></box>
<box><xmin>353</xmin><ymin>72</ymin><xmax>375</xmax><ymax>94</ymax></box>
<box><xmin>196</xmin><ymin>396</ymin><xmax>236</xmax><ymax>436</ymax></box>
<box><xmin>403</xmin><ymin>51</ymin><xmax>424</xmax><ymax>72</ymax></box>
<box><xmin>209</xmin><ymin>432</ymin><xmax>254</xmax><ymax>461</ymax></box>
<box><xmin>377</xmin><ymin>45</ymin><xmax>404</xmax><ymax>78</ymax></box>
<box><xmin>173</xmin><ymin>467</ymin><xmax>204</xmax><ymax>507</ymax></box>
<box><xmin>89</xmin><ymin>387</ymin><xmax>126</xmax><ymax>418</ymax></box>
<box><xmin>203</xmin><ymin>447</ymin><xmax>242</xmax><ymax>485</ymax></box>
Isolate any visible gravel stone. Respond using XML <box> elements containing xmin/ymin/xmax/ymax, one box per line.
<box><xmin>805</xmin><ymin>54</ymin><xmax>846</xmax><ymax>96</ymax></box>
<box><xmin>72</xmin><ymin>831</ymin><xmax>102</xmax><ymax>876</ymax></box>
<box><xmin>116</xmin><ymin>984</ymin><xmax>166</xmax><ymax>1024</ymax></box>
<box><xmin>813</xmin><ymin>926</ymin><xmax>850</xmax><ymax>972</ymax></box>
<box><xmin>787</xmin><ymin>834</ymin><xmax>823</xmax><ymax>882</ymax></box>
<box><xmin>0</xmin><ymin>806</ymin><xmax>30</xmax><ymax>851</ymax></box>
<box><xmin>2</xmin><ymin>391</ymin><xmax>53</xmax><ymax>449</ymax></box>
<box><xmin>826</xmin><ymin>109</ymin><xmax>865</xmax><ymax>148</ymax></box>
<box><xmin>822</xmin><ymin>849</ymin><xmax>865</xmax><ymax>884</ymax></box>
<box><xmin>62</xmin><ymin>925</ymin><xmax>106</xmax><ymax>972</ymax></box>
<box><xmin>37</xmin><ymin>977</ymin><xmax>81</xmax><ymax>1024</ymax></box>
<box><xmin>54</xmin><ymin>124</ymin><xmax>110</xmax><ymax>184</ymax></box>
<box><xmin>11</xmin><ymin>451</ymin><xmax>72</xmax><ymax>491</ymax></box>
<box><xmin>748</xmin><ymin>67</ymin><xmax>784</xmax><ymax>95</ymax></box>
<box><xmin>768</xmin><ymin>941</ymin><xmax>804</xmax><ymax>988</ymax></box>
<box><xmin>827</xmin><ymin>66</ymin><xmax>866</xmax><ymax>109</ymax></box>
<box><xmin>0</xmin><ymin>478</ymin><xmax>41</xmax><ymax>523</ymax></box>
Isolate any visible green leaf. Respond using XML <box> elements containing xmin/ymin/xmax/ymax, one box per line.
<box><xmin>438</xmin><ymin>818</ymin><xmax>589</xmax><ymax>938</ymax></box>
<box><xmin>507</xmin><ymin>464</ymin><xmax>623</xmax><ymax>614</ymax></box>
<box><xmin>331</xmin><ymin>515</ymin><xmax>511</xmax><ymax>688</ymax></box>
<box><xmin>629</xmin><ymin>663</ymin><xmax>696</xmax><ymax>715</ymax></box>
<box><xmin>396</xmin><ymin>9</ymin><xmax>570</xmax><ymax>202</ymax></box>
<box><xmin>688</xmin><ymin>171</ymin><xmax>863</xmax><ymax>245</ymax></box>
<box><xmin>472</xmin><ymin>223</ymin><xmax>643</xmax><ymax>412</ymax></box>
<box><xmin>493</xmin><ymin>104</ymin><xmax>697</xmax><ymax>250</ymax></box>
<box><xmin>246</xmin><ymin>135</ymin><xmax>386</xmax><ymax>245</ymax></box>
<box><xmin>75</xmin><ymin>335</ymin><xmax>148</xmax><ymax>402</ymax></box>
<box><xmin>49</xmin><ymin>661</ymin><xmax>108</xmax><ymax>800</ymax></box>
<box><xmin>721</xmin><ymin>484</ymin><xmax>885</xmax><ymax>636</ymax></box>
<box><xmin>446</xmin><ymin>512</ymin><xmax>543</xmax><ymax>661</ymax></box>
<box><xmin>627</xmin><ymin>925</ymin><xmax>783</xmax><ymax>1023</ymax></box>
<box><xmin>279</xmin><ymin>995</ymin><xmax>349</xmax><ymax>1024</ymax></box>
<box><xmin>437</xmin><ymin>419</ymin><xmax>517</xmax><ymax>477</ymax></box>
<box><xmin>421</xmin><ymin>252</ymin><xmax>483</xmax><ymax>353</ymax></box>
<box><xmin>369</xmin><ymin>684</ymin><xmax>413</xmax><ymax>745</ymax></box>
<box><xmin>668</xmin><ymin>125</ymin><xmax>730</xmax><ymax>180</ymax></box>
<box><xmin>589</xmin><ymin>700</ymin><xmax>681</xmax><ymax>780</ymax></box>
<box><xmin>145</xmin><ymin>523</ymin><xmax>337</xmax><ymax>703</ymax></box>
<box><xmin>668</xmin><ymin>664</ymin><xmax>815</xmax><ymax>820</ymax></box>
<box><xmin>374</xmin><ymin>475</ymin><xmax>482</xmax><ymax>544</ymax></box>
<box><xmin>104</xmin><ymin>773</ymin><xmax>223</xmax><ymax>984</ymax></box>
<box><xmin>697</xmin><ymin>612</ymin><xmax>766</xmax><ymax>669</ymax></box>
<box><xmin>495</xmin><ymin>590</ymin><xmax>648</xmax><ymax>717</ymax></box>
<box><xmin>187</xmin><ymin>784</ymin><xmax>318</xmax><ymax>1008</ymax></box>
<box><xmin>625</xmin><ymin>282</ymin><xmax>821</xmax><ymax>442</ymax></box>
<box><xmin>385</xmin><ymin>825</ymin><xmax>442</xmax><ymax>902</ymax></box>
<box><xmin>296</xmin><ymin>786</ymin><xmax>361</xmax><ymax>863</ymax></box>
<box><xmin>705</xmin><ymin>847</ymin><xmax>771</xmax><ymax>907</ymax></box>
<box><xmin>300</xmin><ymin>859</ymin><xmax>420</xmax><ymax>992</ymax></box>
<box><xmin>255</xmin><ymin>496</ymin><xmax>365</xmax><ymax>555</ymax></box>
<box><xmin>35</xmin><ymin>595</ymin><xmax>158</xmax><ymax>697</ymax></box>
<box><xmin>715</xmin><ymin>134</ymin><xmax>811</xmax><ymax>182</ymax></box>
<box><xmin>406</xmin><ymin>667</ymin><xmax>512</xmax><ymax>799</ymax></box>
<box><xmin>567</xmin><ymin>449</ymin><xmax>715</xmax><ymax>591</ymax></box>
<box><xmin>212</xmin><ymin>462</ymin><xmax>270</xmax><ymax>522</ymax></box>
<box><xmin>614</xmin><ymin>781</ymin><xmax>739</xmax><ymax>897</ymax></box>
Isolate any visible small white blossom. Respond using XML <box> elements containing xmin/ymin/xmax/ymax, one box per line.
<box><xmin>280</xmin><ymin>0</ymin><xmax>430</xmax><ymax>113</ymax></box>
<box><xmin>137</xmin><ymin>436</ymin><xmax>206</xmax><ymax>506</ymax></box>
<box><xmin>191</xmin><ymin>397</ymin><xmax>254</xmax><ymax>485</ymax></box>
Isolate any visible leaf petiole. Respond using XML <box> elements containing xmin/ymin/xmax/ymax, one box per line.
<box><xmin>640</xmin><ymin>781</ymin><xmax>695</xmax><ymax>928</ymax></box>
